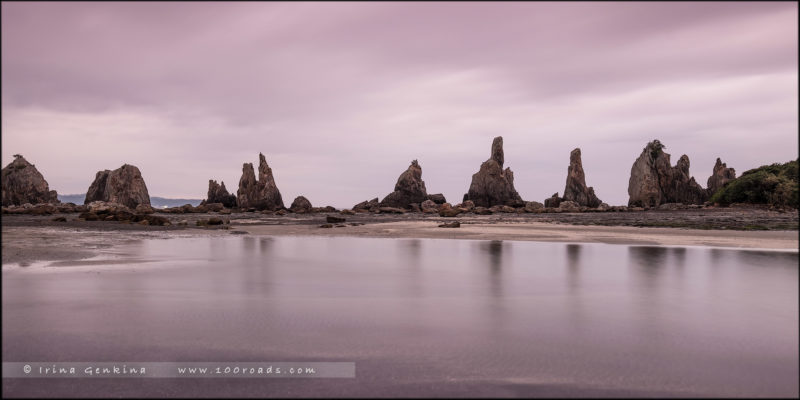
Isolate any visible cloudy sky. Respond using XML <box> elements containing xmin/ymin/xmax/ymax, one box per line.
<box><xmin>2</xmin><ymin>2</ymin><xmax>797</xmax><ymax>207</ymax></box>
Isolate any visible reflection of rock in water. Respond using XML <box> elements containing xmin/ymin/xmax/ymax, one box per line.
<box><xmin>259</xmin><ymin>237</ymin><xmax>273</xmax><ymax>254</ymax></box>
<box><xmin>670</xmin><ymin>247</ymin><xmax>686</xmax><ymax>268</ymax></box>
<box><xmin>566</xmin><ymin>244</ymin><xmax>582</xmax><ymax>291</ymax></box>
<box><xmin>628</xmin><ymin>246</ymin><xmax>668</xmax><ymax>268</ymax></box>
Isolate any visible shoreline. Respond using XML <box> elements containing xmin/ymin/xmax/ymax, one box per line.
<box><xmin>2</xmin><ymin>218</ymin><xmax>796</xmax><ymax>268</ymax></box>
<box><xmin>239</xmin><ymin>220</ymin><xmax>799</xmax><ymax>250</ymax></box>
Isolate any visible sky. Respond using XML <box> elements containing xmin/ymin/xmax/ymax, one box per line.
<box><xmin>2</xmin><ymin>2</ymin><xmax>797</xmax><ymax>208</ymax></box>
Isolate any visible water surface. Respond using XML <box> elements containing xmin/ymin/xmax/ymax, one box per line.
<box><xmin>3</xmin><ymin>236</ymin><xmax>798</xmax><ymax>397</ymax></box>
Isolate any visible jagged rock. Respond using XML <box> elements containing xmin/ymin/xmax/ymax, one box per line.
<box><xmin>84</xmin><ymin>164</ymin><xmax>150</xmax><ymax>209</ymax></box>
<box><xmin>426</xmin><ymin>193</ymin><xmax>447</xmax><ymax>204</ymax></box>
<box><xmin>1</xmin><ymin>155</ymin><xmax>59</xmax><ymax>206</ymax></box>
<box><xmin>463</xmin><ymin>136</ymin><xmax>524</xmax><ymax>207</ymax></box>
<box><xmin>290</xmin><ymin>196</ymin><xmax>313</xmax><ymax>213</ymax></box>
<box><xmin>706</xmin><ymin>158</ymin><xmax>736</xmax><ymax>195</ymax></box>
<box><xmin>421</xmin><ymin>199</ymin><xmax>438</xmax><ymax>213</ymax></box>
<box><xmin>236</xmin><ymin>153</ymin><xmax>284</xmax><ymax>211</ymax></box>
<box><xmin>544</xmin><ymin>193</ymin><xmax>562</xmax><ymax>208</ymax></box>
<box><xmin>205</xmin><ymin>180</ymin><xmax>237</xmax><ymax>208</ymax></box>
<box><xmin>379</xmin><ymin>160</ymin><xmax>428</xmax><ymax>208</ymax></box>
<box><xmin>558</xmin><ymin>200</ymin><xmax>580</xmax><ymax>212</ymax></box>
<box><xmin>628</xmin><ymin>140</ymin><xmax>709</xmax><ymax>207</ymax></box>
<box><xmin>353</xmin><ymin>197</ymin><xmax>379</xmax><ymax>211</ymax></box>
<box><xmin>562</xmin><ymin>148</ymin><xmax>602</xmax><ymax>207</ymax></box>
<box><xmin>524</xmin><ymin>201</ymin><xmax>544</xmax><ymax>213</ymax></box>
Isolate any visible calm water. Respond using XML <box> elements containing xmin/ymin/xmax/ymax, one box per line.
<box><xmin>2</xmin><ymin>236</ymin><xmax>798</xmax><ymax>397</ymax></box>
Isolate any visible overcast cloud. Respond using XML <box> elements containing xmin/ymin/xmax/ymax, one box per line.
<box><xmin>2</xmin><ymin>2</ymin><xmax>797</xmax><ymax>207</ymax></box>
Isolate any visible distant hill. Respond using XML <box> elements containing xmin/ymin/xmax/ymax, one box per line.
<box><xmin>58</xmin><ymin>194</ymin><xmax>203</xmax><ymax>208</ymax></box>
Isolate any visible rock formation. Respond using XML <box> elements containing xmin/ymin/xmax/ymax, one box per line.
<box><xmin>84</xmin><ymin>164</ymin><xmax>150</xmax><ymax>209</ymax></box>
<box><xmin>706</xmin><ymin>158</ymin><xmax>736</xmax><ymax>195</ymax></box>
<box><xmin>1</xmin><ymin>155</ymin><xmax>59</xmax><ymax>206</ymax></box>
<box><xmin>290</xmin><ymin>196</ymin><xmax>313</xmax><ymax>213</ymax></box>
<box><xmin>463</xmin><ymin>136</ymin><xmax>524</xmax><ymax>207</ymax></box>
<box><xmin>561</xmin><ymin>148</ymin><xmax>602</xmax><ymax>207</ymax></box>
<box><xmin>204</xmin><ymin>180</ymin><xmax>237</xmax><ymax>208</ymax></box>
<box><xmin>426</xmin><ymin>193</ymin><xmax>447</xmax><ymax>204</ymax></box>
<box><xmin>627</xmin><ymin>140</ymin><xmax>708</xmax><ymax>207</ymax></box>
<box><xmin>237</xmin><ymin>153</ymin><xmax>284</xmax><ymax>210</ymax></box>
<box><xmin>379</xmin><ymin>160</ymin><xmax>428</xmax><ymax>208</ymax></box>
<box><xmin>544</xmin><ymin>193</ymin><xmax>561</xmax><ymax>208</ymax></box>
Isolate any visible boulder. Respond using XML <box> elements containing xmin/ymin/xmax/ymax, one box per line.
<box><xmin>558</xmin><ymin>200</ymin><xmax>580</xmax><ymax>212</ymax></box>
<box><xmin>524</xmin><ymin>201</ymin><xmax>544</xmax><ymax>213</ymax></box>
<box><xmin>438</xmin><ymin>221</ymin><xmax>461</xmax><ymax>228</ymax></box>
<box><xmin>627</xmin><ymin>140</ymin><xmax>709</xmax><ymax>207</ymax></box>
<box><xmin>426</xmin><ymin>193</ymin><xmax>447</xmax><ymax>204</ymax></box>
<box><xmin>205</xmin><ymin>180</ymin><xmax>237</xmax><ymax>208</ymax></box>
<box><xmin>457</xmin><ymin>200</ymin><xmax>475</xmax><ymax>212</ymax></box>
<box><xmin>236</xmin><ymin>153</ymin><xmax>284</xmax><ymax>211</ymax></box>
<box><xmin>326</xmin><ymin>215</ymin><xmax>346</xmax><ymax>223</ymax></box>
<box><xmin>706</xmin><ymin>158</ymin><xmax>736</xmax><ymax>195</ymax></box>
<box><xmin>561</xmin><ymin>148</ymin><xmax>602</xmax><ymax>207</ymax></box>
<box><xmin>421</xmin><ymin>199</ymin><xmax>439</xmax><ymax>213</ymax></box>
<box><xmin>438</xmin><ymin>203</ymin><xmax>461</xmax><ymax>217</ymax></box>
<box><xmin>84</xmin><ymin>164</ymin><xmax>151</xmax><ymax>209</ymax></box>
<box><xmin>378</xmin><ymin>207</ymin><xmax>406</xmax><ymax>214</ymax></box>
<box><xmin>290</xmin><ymin>196</ymin><xmax>313</xmax><ymax>213</ymax></box>
<box><xmin>353</xmin><ymin>197</ymin><xmax>379</xmax><ymax>211</ymax></box>
<box><xmin>1</xmin><ymin>155</ymin><xmax>59</xmax><ymax>206</ymax></box>
<box><xmin>463</xmin><ymin>136</ymin><xmax>524</xmax><ymax>207</ymax></box>
<box><xmin>379</xmin><ymin>160</ymin><xmax>428</xmax><ymax>208</ymax></box>
<box><xmin>544</xmin><ymin>193</ymin><xmax>562</xmax><ymax>208</ymax></box>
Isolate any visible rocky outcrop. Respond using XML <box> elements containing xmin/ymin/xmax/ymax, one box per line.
<box><xmin>84</xmin><ymin>164</ymin><xmax>150</xmax><ymax>209</ymax></box>
<box><xmin>237</xmin><ymin>153</ymin><xmax>284</xmax><ymax>211</ymax></box>
<box><xmin>463</xmin><ymin>136</ymin><xmax>524</xmax><ymax>207</ymax></box>
<box><xmin>706</xmin><ymin>158</ymin><xmax>736</xmax><ymax>195</ymax></box>
<box><xmin>562</xmin><ymin>148</ymin><xmax>602</xmax><ymax>207</ymax></box>
<box><xmin>379</xmin><ymin>160</ymin><xmax>428</xmax><ymax>208</ymax></box>
<box><xmin>544</xmin><ymin>193</ymin><xmax>561</xmax><ymax>208</ymax></box>
<box><xmin>204</xmin><ymin>180</ymin><xmax>237</xmax><ymax>208</ymax></box>
<box><xmin>290</xmin><ymin>196</ymin><xmax>313</xmax><ymax>213</ymax></box>
<box><xmin>1</xmin><ymin>155</ymin><xmax>59</xmax><ymax>206</ymax></box>
<box><xmin>353</xmin><ymin>197</ymin><xmax>379</xmax><ymax>212</ymax></box>
<box><xmin>627</xmin><ymin>140</ymin><xmax>708</xmax><ymax>207</ymax></box>
<box><xmin>426</xmin><ymin>193</ymin><xmax>447</xmax><ymax>204</ymax></box>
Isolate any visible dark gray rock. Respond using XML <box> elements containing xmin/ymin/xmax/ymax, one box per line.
<box><xmin>544</xmin><ymin>193</ymin><xmax>562</xmax><ymax>208</ymax></box>
<box><xmin>562</xmin><ymin>148</ymin><xmax>602</xmax><ymax>207</ymax></box>
<box><xmin>205</xmin><ymin>180</ymin><xmax>237</xmax><ymax>208</ymax></box>
<box><xmin>379</xmin><ymin>160</ymin><xmax>428</xmax><ymax>208</ymax></box>
<box><xmin>426</xmin><ymin>193</ymin><xmax>447</xmax><ymax>204</ymax></box>
<box><xmin>463</xmin><ymin>136</ymin><xmax>524</xmax><ymax>207</ymax></box>
<box><xmin>627</xmin><ymin>140</ymin><xmax>709</xmax><ymax>207</ymax></box>
<box><xmin>1</xmin><ymin>155</ymin><xmax>59</xmax><ymax>206</ymax></box>
<box><xmin>290</xmin><ymin>196</ymin><xmax>313</xmax><ymax>213</ymax></box>
<box><xmin>707</xmin><ymin>158</ymin><xmax>736</xmax><ymax>195</ymax></box>
<box><xmin>237</xmin><ymin>153</ymin><xmax>284</xmax><ymax>211</ymax></box>
<box><xmin>84</xmin><ymin>164</ymin><xmax>150</xmax><ymax>209</ymax></box>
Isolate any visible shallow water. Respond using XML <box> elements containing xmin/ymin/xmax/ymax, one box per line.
<box><xmin>2</xmin><ymin>236</ymin><xmax>798</xmax><ymax>397</ymax></box>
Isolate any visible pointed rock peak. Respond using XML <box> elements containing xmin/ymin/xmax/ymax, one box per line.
<box><xmin>259</xmin><ymin>153</ymin><xmax>267</xmax><ymax>166</ymax></box>
<box><xmin>491</xmin><ymin>136</ymin><xmax>504</xmax><ymax>166</ymax></box>
<box><xmin>570</xmin><ymin>148</ymin><xmax>581</xmax><ymax>162</ymax></box>
<box><xmin>410</xmin><ymin>159</ymin><xmax>420</xmax><ymax>168</ymax></box>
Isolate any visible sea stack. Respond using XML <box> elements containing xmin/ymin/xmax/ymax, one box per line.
<box><xmin>237</xmin><ymin>153</ymin><xmax>284</xmax><ymax>211</ymax></box>
<box><xmin>706</xmin><ymin>158</ymin><xmax>736</xmax><ymax>195</ymax></box>
<box><xmin>84</xmin><ymin>164</ymin><xmax>151</xmax><ymax>209</ymax></box>
<box><xmin>204</xmin><ymin>180</ymin><xmax>237</xmax><ymax>208</ymax></box>
<box><xmin>627</xmin><ymin>140</ymin><xmax>708</xmax><ymax>207</ymax></box>
<box><xmin>289</xmin><ymin>196</ymin><xmax>313</xmax><ymax>213</ymax></box>
<box><xmin>379</xmin><ymin>159</ymin><xmax>428</xmax><ymax>209</ymax></box>
<box><xmin>561</xmin><ymin>148</ymin><xmax>602</xmax><ymax>207</ymax></box>
<box><xmin>463</xmin><ymin>136</ymin><xmax>524</xmax><ymax>207</ymax></box>
<box><xmin>1</xmin><ymin>154</ymin><xmax>59</xmax><ymax>206</ymax></box>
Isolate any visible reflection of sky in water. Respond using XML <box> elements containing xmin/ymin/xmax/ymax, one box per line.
<box><xmin>3</xmin><ymin>237</ymin><xmax>798</xmax><ymax>397</ymax></box>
